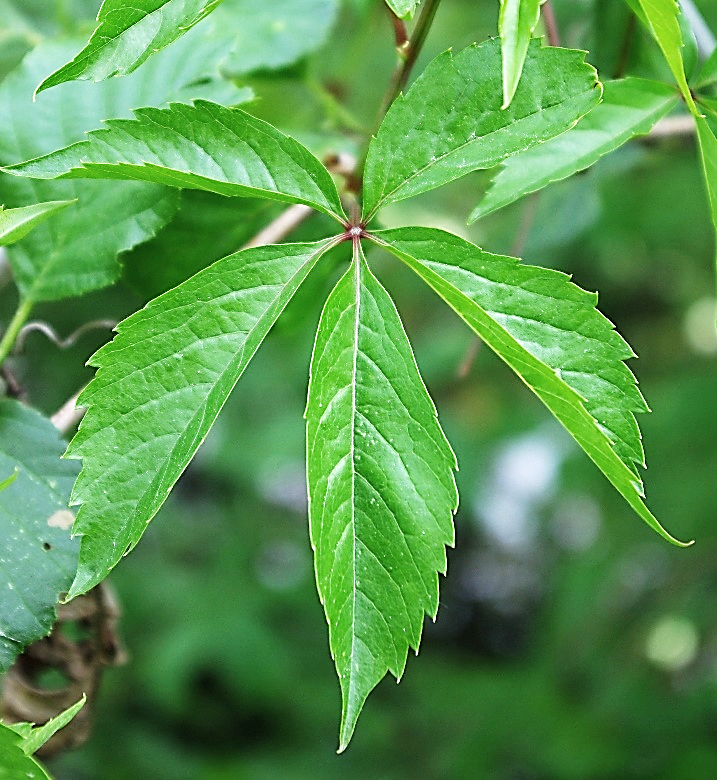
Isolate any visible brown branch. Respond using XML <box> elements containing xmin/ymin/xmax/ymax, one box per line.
<box><xmin>241</xmin><ymin>204</ymin><xmax>315</xmax><ymax>249</ymax></box>
<box><xmin>542</xmin><ymin>1</ymin><xmax>560</xmax><ymax>47</ymax></box>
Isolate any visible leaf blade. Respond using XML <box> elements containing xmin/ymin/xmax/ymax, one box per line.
<box><xmin>4</xmin><ymin>100</ymin><xmax>345</xmax><ymax>221</ymax></box>
<box><xmin>0</xmin><ymin>399</ymin><xmax>80</xmax><ymax>673</ymax></box>
<box><xmin>306</xmin><ymin>244</ymin><xmax>457</xmax><ymax>751</ymax></box>
<box><xmin>384</xmin><ymin>0</ymin><xmax>419</xmax><ymax>19</ymax></box>
<box><xmin>374</xmin><ymin>226</ymin><xmax>690</xmax><ymax>546</ymax></box>
<box><xmin>35</xmin><ymin>0</ymin><xmax>224</xmax><ymax>95</ymax></box>
<box><xmin>696</xmin><ymin>115</ymin><xmax>717</xmax><ymax>278</ymax></box>
<box><xmin>0</xmin><ymin>200</ymin><xmax>75</xmax><ymax>246</ymax></box>
<box><xmin>471</xmin><ymin>77</ymin><xmax>679</xmax><ymax>221</ymax></box>
<box><xmin>362</xmin><ymin>38</ymin><xmax>602</xmax><ymax>220</ymax></box>
<box><xmin>499</xmin><ymin>0</ymin><xmax>544</xmax><ymax>109</ymax></box>
<box><xmin>66</xmin><ymin>238</ymin><xmax>336</xmax><ymax>597</ymax></box>
<box><xmin>0</xmin><ymin>33</ymin><xmax>247</xmax><ymax>301</ymax></box>
<box><xmin>635</xmin><ymin>0</ymin><xmax>698</xmax><ymax>115</ymax></box>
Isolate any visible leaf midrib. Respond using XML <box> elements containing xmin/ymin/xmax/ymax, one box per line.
<box><xmin>366</xmin><ymin>83</ymin><xmax>596</xmax><ymax>219</ymax></box>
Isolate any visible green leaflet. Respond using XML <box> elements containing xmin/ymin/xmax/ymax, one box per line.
<box><xmin>635</xmin><ymin>0</ymin><xmax>698</xmax><ymax>115</ymax></box>
<box><xmin>0</xmin><ymin>399</ymin><xmax>80</xmax><ymax>673</ymax></box>
<box><xmin>384</xmin><ymin>0</ymin><xmax>419</xmax><ymax>19</ymax></box>
<box><xmin>4</xmin><ymin>100</ymin><xmax>345</xmax><ymax>221</ymax></box>
<box><xmin>362</xmin><ymin>38</ymin><xmax>602</xmax><ymax>220</ymax></box>
<box><xmin>0</xmin><ymin>726</ymin><xmax>50</xmax><ymax>780</ymax></box>
<box><xmin>499</xmin><ymin>0</ymin><xmax>544</xmax><ymax>109</ymax></box>
<box><xmin>696</xmin><ymin>116</ymin><xmax>717</xmax><ymax>278</ymax></box>
<box><xmin>306</xmin><ymin>243</ymin><xmax>457</xmax><ymax>751</ymax></box>
<box><xmin>374</xmin><ymin>226</ymin><xmax>690</xmax><ymax>547</ymax></box>
<box><xmin>218</xmin><ymin>0</ymin><xmax>340</xmax><ymax>75</ymax></box>
<box><xmin>471</xmin><ymin>77</ymin><xmax>679</xmax><ymax>221</ymax></box>
<box><xmin>8</xmin><ymin>696</ymin><xmax>86</xmax><ymax>756</ymax></box>
<box><xmin>35</xmin><ymin>0</ymin><xmax>224</xmax><ymax>95</ymax></box>
<box><xmin>66</xmin><ymin>238</ymin><xmax>337</xmax><ymax>597</ymax></box>
<box><xmin>0</xmin><ymin>32</ymin><xmax>247</xmax><ymax>301</ymax></box>
<box><xmin>0</xmin><ymin>200</ymin><xmax>74</xmax><ymax>245</ymax></box>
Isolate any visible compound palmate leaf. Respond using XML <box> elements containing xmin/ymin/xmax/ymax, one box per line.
<box><xmin>66</xmin><ymin>237</ymin><xmax>338</xmax><ymax>597</ymax></box>
<box><xmin>375</xmin><ymin>226</ymin><xmax>690</xmax><ymax>547</ymax></box>
<box><xmin>5</xmin><ymin>100</ymin><xmax>345</xmax><ymax>221</ymax></box>
<box><xmin>0</xmin><ymin>399</ymin><xmax>80</xmax><ymax>673</ymax></box>
<box><xmin>306</xmin><ymin>244</ymin><xmax>458</xmax><ymax>752</ymax></box>
<box><xmin>471</xmin><ymin>77</ymin><xmax>679</xmax><ymax>221</ymax></box>
<box><xmin>361</xmin><ymin>37</ymin><xmax>602</xmax><ymax>221</ymax></box>
<box><xmin>35</xmin><ymin>0</ymin><xmax>224</xmax><ymax>95</ymax></box>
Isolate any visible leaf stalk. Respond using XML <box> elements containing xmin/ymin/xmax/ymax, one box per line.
<box><xmin>0</xmin><ymin>298</ymin><xmax>33</xmax><ymax>367</ymax></box>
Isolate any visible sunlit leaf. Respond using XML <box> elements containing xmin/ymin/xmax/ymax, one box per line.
<box><xmin>0</xmin><ymin>725</ymin><xmax>50</xmax><ymax>780</ymax></box>
<box><xmin>10</xmin><ymin>696</ymin><xmax>86</xmax><ymax>755</ymax></box>
<box><xmin>0</xmin><ymin>31</ymin><xmax>247</xmax><ymax>301</ymax></box>
<box><xmin>35</xmin><ymin>0</ymin><xmax>224</xmax><ymax>95</ymax></box>
<box><xmin>499</xmin><ymin>0</ymin><xmax>545</xmax><ymax>109</ymax></box>
<box><xmin>634</xmin><ymin>0</ymin><xmax>698</xmax><ymax>114</ymax></box>
<box><xmin>306</xmin><ymin>244</ymin><xmax>457</xmax><ymax>751</ymax></box>
<box><xmin>0</xmin><ymin>399</ymin><xmax>80</xmax><ymax>673</ymax></box>
<box><xmin>66</xmin><ymin>237</ymin><xmax>338</xmax><ymax>597</ymax></box>
<box><xmin>471</xmin><ymin>77</ymin><xmax>678</xmax><ymax>221</ymax></box>
<box><xmin>5</xmin><ymin>100</ymin><xmax>345</xmax><ymax>221</ymax></box>
<box><xmin>375</xmin><ymin>226</ymin><xmax>690</xmax><ymax>547</ymax></box>
<box><xmin>362</xmin><ymin>38</ymin><xmax>601</xmax><ymax>220</ymax></box>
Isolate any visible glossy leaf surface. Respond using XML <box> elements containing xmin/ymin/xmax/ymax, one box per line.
<box><xmin>0</xmin><ymin>399</ymin><xmax>80</xmax><ymax>673</ymax></box>
<box><xmin>36</xmin><ymin>0</ymin><xmax>224</xmax><ymax>94</ymax></box>
<box><xmin>499</xmin><ymin>0</ymin><xmax>544</xmax><ymax>108</ymax></box>
<box><xmin>636</xmin><ymin>0</ymin><xmax>698</xmax><ymax>114</ymax></box>
<box><xmin>66</xmin><ymin>238</ymin><xmax>336</xmax><ymax>597</ymax></box>
<box><xmin>375</xmin><ymin>226</ymin><xmax>689</xmax><ymax>546</ymax></box>
<box><xmin>0</xmin><ymin>726</ymin><xmax>50</xmax><ymax>780</ymax></box>
<box><xmin>0</xmin><ymin>31</ymin><xmax>246</xmax><ymax>301</ymax></box>
<box><xmin>306</xmin><ymin>246</ymin><xmax>457</xmax><ymax>751</ymax></box>
<box><xmin>362</xmin><ymin>38</ymin><xmax>601</xmax><ymax>220</ymax></box>
<box><xmin>5</xmin><ymin>100</ymin><xmax>345</xmax><ymax>221</ymax></box>
<box><xmin>471</xmin><ymin>78</ymin><xmax>678</xmax><ymax>220</ymax></box>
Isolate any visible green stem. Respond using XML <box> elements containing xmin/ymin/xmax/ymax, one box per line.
<box><xmin>0</xmin><ymin>298</ymin><xmax>33</xmax><ymax>366</ymax></box>
<box><xmin>379</xmin><ymin>0</ymin><xmax>442</xmax><ymax>119</ymax></box>
<box><xmin>351</xmin><ymin>0</ymin><xmax>443</xmax><ymax>196</ymax></box>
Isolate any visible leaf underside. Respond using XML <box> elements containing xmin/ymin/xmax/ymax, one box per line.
<box><xmin>361</xmin><ymin>37</ymin><xmax>602</xmax><ymax>220</ymax></box>
<box><xmin>66</xmin><ymin>238</ymin><xmax>336</xmax><ymax>597</ymax></box>
<box><xmin>471</xmin><ymin>77</ymin><xmax>679</xmax><ymax>221</ymax></box>
<box><xmin>375</xmin><ymin>226</ymin><xmax>690</xmax><ymax>546</ymax></box>
<box><xmin>35</xmin><ymin>0</ymin><xmax>224</xmax><ymax>95</ymax></box>
<box><xmin>4</xmin><ymin>100</ymin><xmax>345</xmax><ymax>221</ymax></box>
<box><xmin>0</xmin><ymin>399</ymin><xmax>80</xmax><ymax>673</ymax></box>
<box><xmin>306</xmin><ymin>245</ymin><xmax>457</xmax><ymax>751</ymax></box>
<box><xmin>0</xmin><ymin>200</ymin><xmax>74</xmax><ymax>246</ymax></box>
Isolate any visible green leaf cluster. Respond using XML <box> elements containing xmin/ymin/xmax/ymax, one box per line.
<box><xmin>1</xmin><ymin>0</ymin><xmax>712</xmax><ymax>754</ymax></box>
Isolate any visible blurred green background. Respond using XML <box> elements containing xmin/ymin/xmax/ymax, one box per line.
<box><xmin>2</xmin><ymin>0</ymin><xmax>717</xmax><ymax>777</ymax></box>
